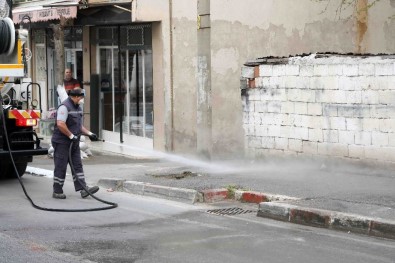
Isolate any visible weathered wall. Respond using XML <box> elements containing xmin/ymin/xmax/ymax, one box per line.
<box><xmin>210</xmin><ymin>0</ymin><xmax>395</xmax><ymax>159</ymax></box>
<box><xmin>132</xmin><ymin>0</ymin><xmax>395</xmax><ymax>159</ymax></box>
<box><xmin>132</xmin><ymin>0</ymin><xmax>198</xmax><ymax>154</ymax></box>
<box><xmin>241</xmin><ymin>55</ymin><xmax>395</xmax><ymax>163</ymax></box>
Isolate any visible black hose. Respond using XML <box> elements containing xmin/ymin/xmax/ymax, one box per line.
<box><xmin>0</xmin><ymin>96</ymin><xmax>118</xmax><ymax>212</ymax></box>
<box><xmin>67</xmin><ymin>140</ymin><xmax>118</xmax><ymax>211</ymax></box>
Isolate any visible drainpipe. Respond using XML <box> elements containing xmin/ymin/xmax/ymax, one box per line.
<box><xmin>169</xmin><ymin>0</ymin><xmax>174</xmax><ymax>152</ymax></box>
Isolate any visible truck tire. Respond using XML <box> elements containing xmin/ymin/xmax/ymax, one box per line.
<box><xmin>12</xmin><ymin>162</ymin><xmax>27</xmax><ymax>178</ymax></box>
<box><xmin>0</xmin><ymin>160</ymin><xmax>26</xmax><ymax>179</ymax></box>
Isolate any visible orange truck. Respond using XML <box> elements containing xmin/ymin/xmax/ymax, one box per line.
<box><xmin>0</xmin><ymin>15</ymin><xmax>47</xmax><ymax>178</ymax></box>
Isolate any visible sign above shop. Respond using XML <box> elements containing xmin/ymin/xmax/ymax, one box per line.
<box><xmin>12</xmin><ymin>6</ymin><xmax>77</xmax><ymax>24</ymax></box>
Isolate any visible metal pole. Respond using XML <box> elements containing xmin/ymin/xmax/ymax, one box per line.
<box><xmin>118</xmin><ymin>25</ymin><xmax>123</xmax><ymax>143</ymax></box>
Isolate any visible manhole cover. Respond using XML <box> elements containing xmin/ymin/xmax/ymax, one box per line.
<box><xmin>206</xmin><ymin>207</ymin><xmax>256</xmax><ymax>216</ymax></box>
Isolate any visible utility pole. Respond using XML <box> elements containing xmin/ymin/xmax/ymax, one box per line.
<box><xmin>197</xmin><ymin>0</ymin><xmax>212</xmax><ymax>159</ymax></box>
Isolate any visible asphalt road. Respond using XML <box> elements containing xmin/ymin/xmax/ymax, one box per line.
<box><xmin>0</xmin><ymin>174</ymin><xmax>394</xmax><ymax>263</ymax></box>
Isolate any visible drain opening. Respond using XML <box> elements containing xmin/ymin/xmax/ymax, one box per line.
<box><xmin>206</xmin><ymin>207</ymin><xmax>256</xmax><ymax>216</ymax></box>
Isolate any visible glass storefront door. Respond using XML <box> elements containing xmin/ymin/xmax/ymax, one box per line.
<box><xmin>96</xmin><ymin>25</ymin><xmax>153</xmax><ymax>142</ymax></box>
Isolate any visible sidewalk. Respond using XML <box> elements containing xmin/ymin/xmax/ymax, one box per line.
<box><xmin>28</xmin><ymin>141</ymin><xmax>395</xmax><ymax>240</ymax></box>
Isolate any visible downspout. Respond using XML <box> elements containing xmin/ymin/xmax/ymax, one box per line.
<box><xmin>169</xmin><ymin>0</ymin><xmax>174</xmax><ymax>151</ymax></box>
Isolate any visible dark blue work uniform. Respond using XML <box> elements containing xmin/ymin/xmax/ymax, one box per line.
<box><xmin>51</xmin><ymin>97</ymin><xmax>87</xmax><ymax>194</ymax></box>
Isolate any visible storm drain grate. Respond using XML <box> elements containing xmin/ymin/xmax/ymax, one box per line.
<box><xmin>206</xmin><ymin>207</ymin><xmax>256</xmax><ymax>216</ymax></box>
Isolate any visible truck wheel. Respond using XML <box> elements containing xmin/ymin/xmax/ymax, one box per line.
<box><xmin>12</xmin><ymin>162</ymin><xmax>27</xmax><ymax>178</ymax></box>
<box><xmin>0</xmin><ymin>161</ymin><xmax>26</xmax><ymax>179</ymax></box>
<box><xmin>0</xmin><ymin>164</ymin><xmax>8</xmax><ymax>179</ymax></box>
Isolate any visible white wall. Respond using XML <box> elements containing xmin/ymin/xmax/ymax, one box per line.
<box><xmin>242</xmin><ymin>55</ymin><xmax>395</xmax><ymax>163</ymax></box>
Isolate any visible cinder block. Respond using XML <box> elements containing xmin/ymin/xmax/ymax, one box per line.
<box><xmin>281</xmin><ymin>101</ymin><xmax>295</xmax><ymax>114</ymax></box>
<box><xmin>307</xmin><ymin>103</ymin><xmax>322</xmax><ymax>116</ymax></box>
<box><xmin>262</xmin><ymin>136</ymin><xmax>275</xmax><ymax>148</ymax></box>
<box><xmin>343</xmin><ymin>64</ymin><xmax>359</xmax><ymax>76</ymax></box>
<box><xmin>241</xmin><ymin>66</ymin><xmax>255</xmax><ymax>78</ymax></box>
<box><xmin>317</xmin><ymin>142</ymin><xmax>349</xmax><ymax>157</ymax></box>
<box><xmin>289</xmin><ymin>126</ymin><xmax>309</xmax><ymax>140</ymax></box>
<box><xmin>348</xmin><ymin>144</ymin><xmax>365</xmax><ymax>158</ymax></box>
<box><xmin>329</xmin><ymin>116</ymin><xmax>346</xmax><ymax>130</ymax></box>
<box><xmin>359</xmin><ymin>63</ymin><xmax>375</xmax><ymax>76</ymax></box>
<box><xmin>378</xmin><ymin>90</ymin><xmax>395</xmax><ymax>104</ymax></box>
<box><xmin>300</xmin><ymin>65</ymin><xmax>314</xmax><ymax>76</ymax></box>
<box><xmin>323</xmin><ymin>129</ymin><xmax>339</xmax><ymax>143</ymax></box>
<box><xmin>308</xmin><ymin>128</ymin><xmax>323</xmax><ymax>142</ymax></box>
<box><xmin>322</xmin><ymin>104</ymin><xmax>338</xmax><ymax>117</ymax></box>
<box><xmin>248</xmin><ymin>136</ymin><xmax>263</xmax><ymax>148</ymax></box>
<box><xmin>255</xmin><ymin>125</ymin><xmax>266</xmax><ymax>137</ymax></box>
<box><xmin>267</xmin><ymin>101</ymin><xmax>282</xmax><ymax>113</ymax></box>
<box><xmin>294</xmin><ymin>102</ymin><xmax>308</xmax><ymax>115</ymax></box>
<box><xmin>259</xmin><ymin>64</ymin><xmax>273</xmax><ymax>77</ymax></box>
<box><xmin>375</xmin><ymin>63</ymin><xmax>394</xmax><ymax>76</ymax></box>
<box><xmin>314</xmin><ymin>64</ymin><xmax>329</xmax><ymax>76</ymax></box>
<box><xmin>327</xmin><ymin>64</ymin><xmax>343</xmax><ymax>76</ymax></box>
<box><xmin>354</xmin><ymin>131</ymin><xmax>372</xmax><ymax>145</ymax></box>
<box><xmin>388</xmin><ymin>133</ymin><xmax>395</xmax><ymax>147</ymax></box>
<box><xmin>285</xmin><ymin>64</ymin><xmax>300</xmax><ymax>76</ymax></box>
<box><xmin>338</xmin><ymin>130</ymin><xmax>355</xmax><ymax>144</ymax></box>
<box><xmin>272</xmin><ymin>65</ymin><xmax>286</xmax><ymax>76</ymax></box>
<box><xmin>289</xmin><ymin>139</ymin><xmax>302</xmax><ymax>152</ymax></box>
<box><xmin>371</xmin><ymin>131</ymin><xmax>389</xmax><ymax>146</ymax></box>
<box><xmin>302</xmin><ymin>141</ymin><xmax>318</xmax><ymax>154</ymax></box>
<box><xmin>275</xmin><ymin>137</ymin><xmax>288</xmax><ymax>150</ymax></box>
<box><xmin>346</xmin><ymin>118</ymin><xmax>363</xmax><ymax>131</ymax></box>
<box><xmin>270</xmin><ymin>76</ymin><xmax>285</xmax><ymax>87</ymax></box>
<box><xmin>362</xmin><ymin>90</ymin><xmax>379</xmax><ymax>104</ymax></box>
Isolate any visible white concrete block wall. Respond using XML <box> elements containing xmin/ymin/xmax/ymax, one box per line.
<box><xmin>242</xmin><ymin>55</ymin><xmax>395</xmax><ymax>163</ymax></box>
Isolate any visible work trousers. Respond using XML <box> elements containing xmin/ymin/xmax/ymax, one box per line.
<box><xmin>52</xmin><ymin>141</ymin><xmax>86</xmax><ymax>193</ymax></box>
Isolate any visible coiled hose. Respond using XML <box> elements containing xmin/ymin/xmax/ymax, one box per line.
<box><xmin>0</xmin><ymin>18</ymin><xmax>11</xmax><ymax>54</ymax></box>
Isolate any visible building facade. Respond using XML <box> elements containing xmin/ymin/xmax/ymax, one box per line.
<box><xmin>12</xmin><ymin>0</ymin><xmax>395</xmax><ymax>160</ymax></box>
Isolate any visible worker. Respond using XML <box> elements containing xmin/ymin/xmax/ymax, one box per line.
<box><xmin>51</xmin><ymin>87</ymin><xmax>99</xmax><ymax>199</ymax></box>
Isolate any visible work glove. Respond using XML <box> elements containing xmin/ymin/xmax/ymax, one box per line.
<box><xmin>88</xmin><ymin>133</ymin><xmax>99</xmax><ymax>141</ymax></box>
<box><xmin>69</xmin><ymin>134</ymin><xmax>79</xmax><ymax>142</ymax></box>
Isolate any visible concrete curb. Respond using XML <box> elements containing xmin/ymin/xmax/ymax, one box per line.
<box><xmin>98</xmin><ymin>178</ymin><xmax>395</xmax><ymax>240</ymax></box>
<box><xmin>258</xmin><ymin>202</ymin><xmax>395</xmax><ymax>240</ymax></box>
<box><xmin>98</xmin><ymin>179</ymin><xmax>203</xmax><ymax>204</ymax></box>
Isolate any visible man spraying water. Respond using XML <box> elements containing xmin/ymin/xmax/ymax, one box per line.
<box><xmin>51</xmin><ymin>87</ymin><xmax>99</xmax><ymax>199</ymax></box>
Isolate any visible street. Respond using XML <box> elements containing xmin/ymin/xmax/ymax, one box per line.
<box><xmin>0</xmin><ymin>174</ymin><xmax>394</xmax><ymax>263</ymax></box>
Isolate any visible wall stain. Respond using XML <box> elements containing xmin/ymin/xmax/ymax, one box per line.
<box><xmin>356</xmin><ymin>0</ymin><xmax>368</xmax><ymax>53</ymax></box>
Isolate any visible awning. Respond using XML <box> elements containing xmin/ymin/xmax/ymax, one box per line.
<box><xmin>12</xmin><ymin>0</ymin><xmax>78</xmax><ymax>24</ymax></box>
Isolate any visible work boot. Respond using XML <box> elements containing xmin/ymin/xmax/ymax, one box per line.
<box><xmin>52</xmin><ymin>192</ymin><xmax>66</xmax><ymax>199</ymax></box>
<box><xmin>80</xmin><ymin>186</ymin><xmax>99</xmax><ymax>198</ymax></box>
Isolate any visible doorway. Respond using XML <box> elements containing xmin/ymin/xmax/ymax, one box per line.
<box><xmin>95</xmin><ymin>25</ymin><xmax>153</xmax><ymax>149</ymax></box>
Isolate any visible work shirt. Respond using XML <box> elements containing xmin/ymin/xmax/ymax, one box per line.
<box><xmin>51</xmin><ymin>97</ymin><xmax>83</xmax><ymax>144</ymax></box>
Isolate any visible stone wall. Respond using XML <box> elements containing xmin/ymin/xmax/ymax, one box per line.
<box><xmin>241</xmin><ymin>54</ymin><xmax>395</xmax><ymax>163</ymax></box>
